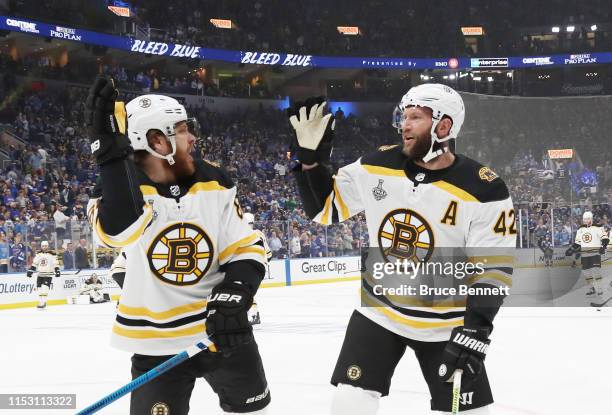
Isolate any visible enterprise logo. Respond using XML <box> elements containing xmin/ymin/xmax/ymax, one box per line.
<box><xmin>470</xmin><ymin>57</ymin><xmax>508</xmax><ymax>68</ymax></box>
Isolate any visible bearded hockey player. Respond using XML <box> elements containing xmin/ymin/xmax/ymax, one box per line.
<box><xmin>288</xmin><ymin>84</ymin><xmax>515</xmax><ymax>414</ymax></box>
<box><xmin>565</xmin><ymin>211</ymin><xmax>609</xmax><ymax>300</ymax></box>
<box><xmin>243</xmin><ymin>212</ymin><xmax>272</xmax><ymax>325</ymax></box>
<box><xmin>27</xmin><ymin>241</ymin><xmax>61</xmax><ymax>309</ymax></box>
<box><xmin>85</xmin><ymin>77</ymin><xmax>270</xmax><ymax>415</ymax></box>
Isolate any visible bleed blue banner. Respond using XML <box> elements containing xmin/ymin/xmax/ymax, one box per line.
<box><xmin>2</xmin><ymin>15</ymin><xmax>611</xmax><ymax>70</ymax></box>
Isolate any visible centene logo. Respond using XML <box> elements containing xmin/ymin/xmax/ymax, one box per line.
<box><xmin>6</xmin><ymin>18</ymin><xmax>39</xmax><ymax>34</ymax></box>
<box><xmin>522</xmin><ymin>57</ymin><xmax>553</xmax><ymax>65</ymax></box>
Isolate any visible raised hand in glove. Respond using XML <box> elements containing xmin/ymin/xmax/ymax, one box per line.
<box><xmin>54</xmin><ymin>267</ymin><xmax>61</xmax><ymax>278</ymax></box>
<box><xmin>438</xmin><ymin>326</ymin><xmax>490</xmax><ymax>386</ymax></box>
<box><xmin>205</xmin><ymin>281</ymin><xmax>254</xmax><ymax>352</ymax></box>
<box><xmin>85</xmin><ymin>76</ymin><xmax>131</xmax><ymax>164</ymax></box>
<box><xmin>26</xmin><ymin>267</ymin><xmax>35</xmax><ymax>278</ymax></box>
<box><xmin>287</xmin><ymin>97</ymin><xmax>335</xmax><ymax>166</ymax></box>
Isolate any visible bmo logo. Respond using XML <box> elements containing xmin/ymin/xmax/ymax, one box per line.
<box><xmin>448</xmin><ymin>58</ymin><xmax>459</xmax><ymax>69</ymax></box>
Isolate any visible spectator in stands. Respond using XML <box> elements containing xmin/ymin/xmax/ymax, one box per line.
<box><xmin>63</xmin><ymin>241</ymin><xmax>75</xmax><ymax>270</ymax></box>
<box><xmin>268</xmin><ymin>231</ymin><xmax>283</xmax><ymax>258</ymax></box>
<box><xmin>9</xmin><ymin>232</ymin><xmax>27</xmax><ymax>272</ymax></box>
<box><xmin>0</xmin><ymin>230</ymin><xmax>8</xmax><ymax>273</ymax></box>
<box><xmin>74</xmin><ymin>238</ymin><xmax>90</xmax><ymax>269</ymax></box>
<box><xmin>52</xmin><ymin>202</ymin><xmax>70</xmax><ymax>242</ymax></box>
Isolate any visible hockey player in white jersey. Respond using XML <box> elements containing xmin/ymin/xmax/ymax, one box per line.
<box><xmin>565</xmin><ymin>211</ymin><xmax>609</xmax><ymax>299</ymax></box>
<box><xmin>85</xmin><ymin>77</ymin><xmax>270</xmax><ymax>414</ymax></box>
<box><xmin>27</xmin><ymin>241</ymin><xmax>61</xmax><ymax>309</ymax></box>
<box><xmin>288</xmin><ymin>85</ymin><xmax>515</xmax><ymax>414</ymax></box>
<box><xmin>80</xmin><ymin>272</ymin><xmax>108</xmax><ymax>303</ymax></box>
<box><xmin>244</xmin><ymin>212</ymin><xmax>272</xmax><ymax>325</ymax></box>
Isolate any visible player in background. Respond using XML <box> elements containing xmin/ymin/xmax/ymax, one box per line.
<box><xmin>288</xmin><ymin>85</ymin><xmax>515</xmax><ymax>414</ymax></box>
<box><xmin>538</xmin><ymin>234</ymin><xmax>553</xmax><ymax>267</ymax></box>
<box><xmin>85</xmin><ymin>77</ymin><xmax>270</xmax><ymax>415</ymax></box>
<box><xmin>27</xmin><ymin>240</ymin><xmax>61</xmax><ymax>309</ymax></box>
<box><xmin>80</xmin><ymin>272</ymin><xmax>108</xmax><ymax>303</ymax></box>
<box><xmin>565</xmin><ymin>211</ymin><xmax>609</xmax><ymax>298</ymax></box>
<box><xmin>243</xmin><ymin>212</ymin><xmax>272</xmax><ymax>325</ymax></box>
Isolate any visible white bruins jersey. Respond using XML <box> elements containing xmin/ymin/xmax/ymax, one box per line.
<box><xmin>575</xmin><ymin>225</ymin><xmax>609</xmax><ymax>257</ymax></box>
<box><xmin>88</xmin><ymin>160</ymin><xmax>267</xmax><ymax>355</ymax></box>
<box><xmin>32</xmin><ymin>252</ymin><xmax>59</xmax><ymax>277</ymax></box>
<box><xmin>313</xmin><ymin>146</ymin><xmax>515</xmax><ymax>342</ymax></box>
<box><xmin>110</xmin><ymin>251</ymin><xmax>126</xmax><ymax>276</ymax></box>
<box><xmin>255</xmin><ymin>229</ymin><xmax>273</xmax><ymax>261</ymax></box>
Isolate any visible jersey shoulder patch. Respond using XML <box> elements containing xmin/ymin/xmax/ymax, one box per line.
<box><xmin>361</xmin><ymin>144</ymin><xmax>405</xmax><ymax>170</ymax></box>
<box><xmin>443</xmin><ymin>155</ymin><xmax>509</xmax><ymax>203</ymax></box>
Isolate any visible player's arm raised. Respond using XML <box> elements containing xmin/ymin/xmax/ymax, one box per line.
<box><xmin>288</xmin><ymin>97</ymin><xmax>364</xmax><ymax>224</ymax></box>
<box><xmin>85</xmin><ymin>77</ymin><xmax>149</xmax><ymax>248</ymax></box>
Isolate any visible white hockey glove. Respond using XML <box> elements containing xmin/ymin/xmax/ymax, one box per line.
<box><xmin>287</xmin><ymin>97</ymin><xmax>335</xmax><ymax>165</ymax></box>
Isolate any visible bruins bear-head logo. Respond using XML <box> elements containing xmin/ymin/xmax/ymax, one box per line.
<box><xmin>147</xmin><ymin>223</ymin><xmax>214</xmax><ymax>285</ymax></box>
<box><xmin>479</xmin><ymin>167</ymin><xmax>498</xmax><ymax>182</ymax></box>
<box><xmin>582</xmin><ymin>233</ymin><xmax>592</xmax><ymax>243</ymax></box>
<box><xmin>378</xmin><ymin>209</ymin><xmax>434</xmax><ymax>263</ymax></box>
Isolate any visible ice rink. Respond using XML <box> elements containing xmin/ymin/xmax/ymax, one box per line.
<box><xmin>1</xmin><ymin>280</ymin><xmax>610</xmax><ymax>415</ymax></box>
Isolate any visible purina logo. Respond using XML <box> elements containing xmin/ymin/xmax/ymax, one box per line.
<box><xmin>6</xmin><ymin>18</ymin><xmax>39</xmax><ymax>34</ymax></box>
<box><xmin>564</xmin><ymin>53</ymin><xmax>597</xmax><ymax>65</ymax></box>
<box><xmin>50</xmin><ymin>26</ymin><xmax>81</xmax><ymax>41</ymax></box>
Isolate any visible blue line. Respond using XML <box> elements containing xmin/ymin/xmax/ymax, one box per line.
<box><xmin>284</xmin><ymin>258</ymin><xmax>291</xmax><ymax>286</ymax></box>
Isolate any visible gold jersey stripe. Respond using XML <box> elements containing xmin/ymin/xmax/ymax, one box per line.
<box><xmin>362</xmin><ymin>295</ymin><xmax>464</xmax><ymax>329</ymax></box>
<box><xmin>219</xmin><ymin>233</ymin><xmax>259</xmax><ymax>261</ymax></box>
<box><xmin>466</xmin><ymin>271</ymin><xmax>512</xmax><ymax>287</ymax></box>
<box><xmin>140</xmin><ymin>185</ymin><xmax>158</xmax><ymax>196</ymax></box>
<box><xmin>188</xmin><ymin>181</ymin><xmax>228</xmax><ymax>193</ymax></box>
<box><xmin>362</xmin><ymin>164</ymin><xmax>405</xmax><ymax>177</ymax></box>
<box><xmin>468</xmin><ymin>255</ymin><xmax>515</xmax><ymax>265</ymax></box>
<box><xmin>118</xmin><ymin>300</ymin><xmax>207</xmax><ymax>320</ymax></box>
<box><xmin>432</xmin><ymin>181</ymin><xmax>479</xmax><ymax>202</ymax></box>
<box><xmin>234</xmin><ymin>245</ymin><xmax>266</xmax><ymax>257</ymax></box>
<box><xmin>96</xmin><ymin>204</ymin><xmax>153</xmax><ymax>248</ymax></box>
<box><xmin>333</xmin><ymin>180</ymin><xmax>350</xmax><ymax>220</ymax></box>
<box><xmin>112</xmin><ymin>323</ymin><xmax>205</xmax><ymax>339</ymax></box>
<box><xmin>320</xmin><ymin>192</ymin><xmax>334</xmax><ymax>225</ymax></box>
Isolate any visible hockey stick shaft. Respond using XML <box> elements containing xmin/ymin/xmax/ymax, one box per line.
<box><xmin>75</xmin><ymin>338</ymin><xmax>213</xmax><ymax>415</ymax></box>
<box><xmin>451</xmin><ymin>369</ymin><xmax>463</xmax><ymax>415</ymax></box>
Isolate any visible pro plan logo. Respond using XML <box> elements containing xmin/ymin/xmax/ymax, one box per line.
<box><xmin>151</xmin><ymin>402</ymin><xmax>170</xmax><ymax>415</ymax></box>
<box><xmin>582</xmin><ymin>233</ymin><xmax>593</xmax><ymax>243</ymax></box>
<box><xmin>346</xmin><ymin>365</ymin><xmax>362</xmax><ymax>380</ymax></box>
<box><xmin>147</xmin><ymin>223</ymin><xmax>214</xmax><ymax>285</ymax></box>
<box><xmin>378</xmin><ymin>209</ymin><xmax>434</xmax><ymax>263</ymax></box>
<box><xmin>139</xmin><ymin>97</ymin><xmax>152</xmax><ymax>108</ymax></box>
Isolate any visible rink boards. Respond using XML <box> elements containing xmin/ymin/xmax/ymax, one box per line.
<box><xmin>0</xmin><ymin>249</ymin><xmax>609</xmax><ymax>309</ymax></box>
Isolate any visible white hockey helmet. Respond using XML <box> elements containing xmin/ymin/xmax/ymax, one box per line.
<box><xmin>126</xmin><ymin>95</ymin><xmax>196</xmax><ymax>166</ymax></box>
<box><xmin>392</xmin><ymin>83</ymin><xmax>465</xmax><ymax>162</ymax></box>
<box><xmin>583</xmin><ymin>211</ymin><xmax>593</xmax><ymax>225</ymax></box>
<box><xmin>41</xmin><ymin>240</ymin><xmax>49</xmax><ymax>250</ymax></box>
<box><xmin>244</xmin><ymin>212</ymin><xmax>255</xmax><ymax>228</ymax></box>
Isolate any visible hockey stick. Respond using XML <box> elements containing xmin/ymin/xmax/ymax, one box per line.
<box><xmin>75</xmin><ymin>338</ymin><xmax>214</xmax><ymax>415</ymax></box>
<box><xmin>591</xmin><ymin>296</ymin><xmax>612</xmax><ymax>308</ymax></box>
<box><xmin>451</xmin><ymin>369</ymin><xmax>463</xmax><ymax>415</ymax></box>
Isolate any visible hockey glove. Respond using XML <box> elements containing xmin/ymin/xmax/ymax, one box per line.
<box><xmin>54</xmin><ymin>267</ymin><xmax>61</xmax><ymax>278</ymax></box>
<box><xmin>287</xmin><ymin>97</ymin><xmax>335</xmax><ymax>165</ymax></box>
<box><xmin>438</xmin><ymin>326</ymin><xmax>490</xmax><ymax>385</ymax></box>
<box><xmin>205</xmin><ymin>281</ymin><xmax>254</xmax><ymax>352</ymax></box>
<box><xmin>85</xmin><ymin>76</ymin><xmax>131</xmax><ymax>165</ymax></box>
<box><xmin>26</xmin><ymin>267</ymin><xmax>35</xmax><ymax>278</ymax></box>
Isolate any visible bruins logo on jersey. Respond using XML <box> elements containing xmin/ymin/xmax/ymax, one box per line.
<box><xmin>378</xmin><ymin>209</ymin><xmax>435</xmax><ymax>263</ymax></box>
<box><xmin>478</xmin><ymin>167</ymin><xmax>498</xmax><ymax>182</ymax></box>
<box><xmin>582</xmin><ymin>233</ymin><xmax>592</xmax><ymax>243</ymax></box>
<box><xmin>147</xmin><ymin>223</ymin><xmax>214</xmax><ymax>286</ymax></box>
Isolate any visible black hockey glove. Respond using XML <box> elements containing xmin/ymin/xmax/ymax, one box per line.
<box><xmin>205</xmin><ymin>281</ymin><xmax>254</xmax><ymax>352</ymax></box>
<box><xmin>54</xmin><ymin>267</ymin><xmax>61</xmax><ymax>278</ymax></box>
<box><xmin>85</xmin><ymin>76</ymin><xmax>131</xmax><ymax>165</ymax></box>
<box><xmin>26</xmin><ymin>267</ymin><xmax>35</xmax><ymax>278</ymax></box>
<box><xmin>438</xmin><ymin>326</ymin><xmax>490</xmax><ymax>385</ymax></box>
<box><xmin>287</xmin><ymin>96</ymin><xmax>335</xmax><ymax>165</ymax></box>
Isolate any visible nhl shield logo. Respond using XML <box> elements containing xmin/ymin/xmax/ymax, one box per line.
<box><xmin>170</xmin><ymin>185</ymin><xmax>180</xmax><ymax>197</ymax></box>
<box><xmin>415</xmin><ymin>172</ymin><xmax>426</xmax><ymax>182</ymax></box>
<box><xmin>372</xmin><ymin>179</ymin><xmax>387</xmax><ymax>201</ymax></box>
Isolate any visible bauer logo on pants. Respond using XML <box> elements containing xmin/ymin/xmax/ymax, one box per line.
<box><xmin>147</xmin><ymin>223</ymin><xmax>214</xmax><ymax>285</ymax></box>
<box><xmin>151</xmin><ymin>402</ymin><xmax>170</xmax><ymax>415</ymax></box>
<box><xmin>346</xmin><ymin>365</ymin><xmax>362</xmax><ymax>380</ymax></box>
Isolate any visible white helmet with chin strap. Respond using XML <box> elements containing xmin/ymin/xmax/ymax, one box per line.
<box><xmin>126</xmin><ymin>95</ymin><xmax>189</xmax><ymax>166</ymax></box>
<box><xmin>583</xmin><ymin>211</ymin><xmax>593</xmax><ymax>225</ymax></box>
<box><xmin>392</xmin><ymin>83</ymin><xmax>465</xmax><ymax>163</ymax></box>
